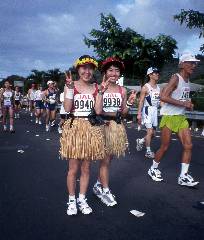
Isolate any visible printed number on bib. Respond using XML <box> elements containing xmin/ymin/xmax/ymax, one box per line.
<box><xmin>74</xmin><ymin>94</ymin><xmax>94</xmax><ymax>112</ymax></box>
<box><xmin>180</xmin><ymin>87</ymin><xmax>190</xmax><ymax>101</ymax></box>
<box><xmin>103</xmin><ymin>93</ymin><xmax>122</xmax><ymax>112</ymax></box>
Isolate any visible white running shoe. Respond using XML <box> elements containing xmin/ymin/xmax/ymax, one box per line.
<box><xmin>3</xmin><ymin>125</ymin><xmax>7</xmax><ymax>131</ymax></box>
<box><xmin>101</xmin><ymin>190</ymin><xmax>117</xmax><ymax>207</ymax></box>
<box><xmin>38</xmin><ymin>120</ymin><xmax>42</xmax><ymax>125</ymax></box>
<box><xmin>51</xmin><ymin>120</ymin><xmax>55</xmax><ymax>127</ymax></box>
<box><xmin>66</xmin><ymin>200</ymin><xmax>77</xmax><ymax>216</ymax></box>
<box><xmin>148</xmin><ymin>168</ymin><xmax>163</xmax><ymax>182</ymax></box>
<box><xmin>58</xmin><ymin>127</ymin><xmax>62</xmax><ymax>134</ymax></box>
<box><xmin>93</xmin><ymin>183</ymin><xmax>103</xmax><ymax>199</ymax></box>
<box><xmin>46</xmin><ymin>124</ymin><xmax>50</xmax><ymax>132</ymax></box>
<box><xmin>136</xmin><ymin>139</ymin><xmax>144</xmax><ymax>151</ymax></box>
<box><xmin>30</xmin><ymin>113</ymin><xmax>33</xmax><ymax>117</ymax></box>
<box><xmin>77</xmin><ymin>198</ymin><xmax>92</xmax><ymax>215</ymax></box>
<box><xmin>35</xmin><ymin>118</ymin><xmax>39</xmax><ymax>124</ymax></box>
<box><xmin>145</xmin><ymin>151</ymin><xmax>155</xmax><ymax>159</ymax></box>
<box><xmin>178</xmin><ymin>173</ymin><xmax>199</xmax><ymax>187</ymax></box>
<box><xmin>201</xmin><ymin>130</ymin><xmax>204</xmax><ymax>137</ymax></box>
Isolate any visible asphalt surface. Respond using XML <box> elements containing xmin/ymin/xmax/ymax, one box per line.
<box><xmin>0</xmin><ymin>111</ymin><xmax>204</xmax><ymax>240</ymax></box>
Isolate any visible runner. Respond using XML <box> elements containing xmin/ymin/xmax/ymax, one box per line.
<box><xmin>148</xmin><ymin>53</ymin><xmax>200</xmax><ymax>187</ymax></box>
<box><xmin>14</xmin><ymin>86</ymin><xmax>22</xmax><ymax>119</ymax></box>
<box><xmin>44</xmin><ymin>81</ymin><xmax>57</xmax><ymax>132</ymax></box>
<box><xmin>60</xmin><ymin>55</ymin><xmax>106</xmax><ymax>215</ymax></box>
<box><xmin>0</xmin><ymin>81</ymin><xmax>15</xmax><ymax>133</ymax></box>
<box><xmin>58</xmin><ymin>91</ymin><xmax>69</xmax><ymax>134</ymax></box>
<box><xmin>136</xmin><ymin>67</ymin><xmax>160</xmax><ymax>158</ymax></box>
<box><xmin>34</xmin><ymin>85</ymin><xmax>45</xmax><ymax>124</ymax></box>
<box><xmin>27</xmin><ymin>83</ymin><xmax>36</xmax><ymax>117</ymax></box>
<box><xmin>93</xmin><ymin>56</ymin><xmax>136</xmax><ymax>207</ymax></box>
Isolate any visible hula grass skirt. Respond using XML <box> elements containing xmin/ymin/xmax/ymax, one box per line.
<box><xmin>60</xmin><ymin>118</ymin><xmax>106</xmax><ymax>160</ymax></box>
<box><xmin>104</xmin><ymin>120</ymin><xmax>128</xmax><ymax>158</ymax></box>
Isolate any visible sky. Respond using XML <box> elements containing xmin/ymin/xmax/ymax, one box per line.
<box><xmin>0</xmin><ymin>0</ymin><xmax>203</xmax><ymax>78</ymax></box>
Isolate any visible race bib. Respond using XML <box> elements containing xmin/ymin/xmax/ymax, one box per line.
<box><xmin>151</xmin><ymin>90</ymin><xmax>160</xmax><ymax>106</ymax></box>
<box><xmin>180</xmin><ymin>87</ymin><xmax>190</xmax><ymax>101</ymax></box>
<box><xmin>74</xmin><ymin>94</ymin><xmax>94</xmax><ymax>116</ymax></box>
<box><xmin>4</xmin><ymin>98</ymin><xmax>11</xmax><ymax>106</ymax></box>
<box><xmin>103</xmin><ymin>93</ymin><xmax>122</xmax><ymax>112</ymax></box>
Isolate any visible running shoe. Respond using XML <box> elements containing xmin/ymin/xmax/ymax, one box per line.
<box><xmin>201</xmin><ymin>130</ymin><xmax>204</xmax><ymax>137</ymax></box>
<box><xmin>93</xmin><ymin>183</ymin><xmax>103</xmax><ymax>199</ymax></box>
<box><xmin>178</xmin><ymin>173</ymin><xmax>199</xmax><ymax>187</ymax></box>
<box><xmin>77</xmin><ymin>198</ymin><xmax>92</xmax><ymax>215</ymax></box>
<box><xmin>101</xmin><ymin>190</ymin><xmax>117</xmax><ymax>207</ymax></box>
<box><xmin>66</xmin><ymin>199</ymin><xmax>77</xmax><ymax>216</ymax></box>
<box><xmin>30</xmin><ymin>113</ymin><xmax>33</xmax><ymax>117</ymax></box>
<box><xmin>58</xmin><ymin>127</ymin><xmax>62</xmax><ymax>134</ymax></box>
<box><xmin>35</xmin><ymin>118</ymin><xmax>39</xmax><ymax>124</ymax></box>
<box><xmin>38</xmin><ymin>120</ymin><xmax>42</xmax><ymax>125</ymax></box>
<box><xmin>14</xmin><ymin>114</ymin><xmax>17</xmax><ymax>119</ymax></box>
<box><xmin>51</xmin><ymin>120</ymin><xmax>55</xmax><ymax>127</ymax></box>
<box><xmin>145</xmin><ymin>151</ymin><xmax>155</xmax><ymax>159</ymax></box>
<box><xmin>46</xmin><ymin>124</ymin><xmax>50</xmax><ymax>132</ymax></box>
<box><xmin>136</xmin><ymin>139</ymin><xmax>144</xmax><ymax>151</ymax></box>
<box><xmin>148</xmin><ymin>168</ymin><xmax>163</xmax><ymax>182</ymax></box>
<box><xmin>3</xmin><ymin>125</ymin><xmax>7</xmax><ymax>132</ymax></box>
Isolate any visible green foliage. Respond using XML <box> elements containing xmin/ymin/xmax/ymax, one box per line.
<box><xmin>174</xmin><ymin>9</ymin><xmax>204</xmax><ymax>52</ymax></box>
<box><xmin>84</xmin><ymin>13</ymin><xmax>177</xmax><ymax>85</ymax></box>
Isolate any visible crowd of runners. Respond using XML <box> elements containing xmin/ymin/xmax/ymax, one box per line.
<box><xmin>1</xmin><ymin>53</ymin><xmax>204</xmax><ymax>215</ymax></box>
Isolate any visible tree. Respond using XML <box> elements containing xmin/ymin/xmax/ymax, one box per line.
<box><xmin>174</xmin><ymin>9</ymin><xmax>204</xmax><ymax>52</ymax></box>
<box><xmin>84</xmin><ymin>13</ymin><xmax>177</xmax><ymax>85</ymax></box>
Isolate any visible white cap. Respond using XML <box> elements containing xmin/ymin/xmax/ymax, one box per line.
<box><xmin>179</xmin><ymin>53</ymin><xmax>200</xmax><ymax>64</ymax></box>
<box><xmin>146</xmin><ymin>67</ymin><xmax>159</xmax><ymax>75</ymax></box>
<box><xmin>47</xmin><ymin>80</ymin><xmax>54</xmax><ymax>86</ymax></box>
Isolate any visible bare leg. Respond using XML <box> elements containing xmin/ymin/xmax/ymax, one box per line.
<box><xmin>67</xmin><ymin>158</ymin><xmax>80</xmax><ymax>195</ymax></box>
<box><xmin>178</xmin><ymin>128</ymin><xmax>192</xmax><ymax>164</ymax></box>
<box><xmin>99</xmin><ymin>156</ymin><xmax>111</xmax><ymax>188</ymax></box>
<box><xmin>79</xmin><ymin>160</ymin><xmax>91</xmax><ymax>195</ymax></box>
<box><xmin>155</xmin><ymin>126</ymin><xmax>172</xmax><ymax>163</ymax></box>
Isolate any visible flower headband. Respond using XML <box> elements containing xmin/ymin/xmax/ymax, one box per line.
<box><xmin>74</xmin><ymin>57</ymin><xmax>98</xmax><ymax>68</ymax></box>
<box><xmin>101</xmin><ymin>57</ymin><xmax>125</xmax><ymax>72</ymax></box>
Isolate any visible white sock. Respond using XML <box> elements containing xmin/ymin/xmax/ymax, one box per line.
<box><xmin>96</xmin><ymin>180</ymin><xmax>101</xmax><ymax>186</ymax></box>
<box><xmin>69</xmin><ymin>195</ymin><xmax>76</xmax><ymax>202</ymax></box>
<box><xmin>139</xmin><ymin>138</ymin><xmax>145</xmax><ymax>144</ymax></box>
<box><xmin>146</xmin><ymin>147</ymin><xmax>151</xmax><ymax>152</ymax></box>
<box><xmin>78</xmin><ymin>193</ymin><xmax>86</xmax><ymax>201</ymax></box>
<box><xmin>103</xmin><ymin>187</ymin><xmax>109</xmax><ymax>193</ymax></box>
<box><xmin>151</xmin><ymin>160</ymin><xmax>159</xmax><ymax>169</ymax></box>
<box><xmin>180</xmin><ymin>163</ymin><xmax>189</xmax><ymax>177</ymax></box>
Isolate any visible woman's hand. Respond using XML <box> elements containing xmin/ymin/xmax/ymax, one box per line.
<box><xmin>65</xmin><ymin>71</ymin><xmax>74</xmax><ymax>89</ymax></box>
<box><xmin>127</xmin><ymin>90</ymin><xmax>137</xmax><ymax>105</ymax></box>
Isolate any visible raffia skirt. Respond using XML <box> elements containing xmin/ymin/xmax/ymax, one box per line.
<box><xmin>60</xmin><ymin>118</ymin><xmax>106</xmax><ymax>160</ymax></box>
<box><xmin>104</xmin><ymin>120</ymin><xmax>128</xmax><ymax>158</ymax></box>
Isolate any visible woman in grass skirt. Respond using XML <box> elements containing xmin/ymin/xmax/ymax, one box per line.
<box><xmin>60</xmin><ymin>55</ymin><xmax>108</xmax><ymax>216</ymax></box>
<box><xmin>93</xmin><ymin>56</ymin><xmax>136</xmax><ymax>207</ymax></box>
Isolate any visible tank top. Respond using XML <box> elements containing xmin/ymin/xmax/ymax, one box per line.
<box><xmin>72</xmin><ymin>84</ymin><xmax>98</xmax><ymax>117</ymax></box>
<box><xmin>143</xmin><ymin>83</ymin><xmax>160</xmax><ymax>108</ymax></box>
<box><xmin>3</xmin><ymin>90</ymin><xmax>13</xmax><ymax>106</ymax></box>
<box><xmin>14</xmin><ymin>91</ymin><xmax>21</xmax><ymax>101</ymax></box>
<box><xmin>160</xmin><ymin>73</ymin><xmax>190</xmax><ymax>116</ymax></box>
<box><xmin>35</xmin><ymin>90</ymin><xmax>43</xmax><ymax>101</ymax></box>
<box><xmin>103</xmin><ymin>86</ymin><xmax>123</xmax><ymax>113</ymax></box>
<box><xmin>47</xmin><ymin>89</ymin><xmax>57</xmax><ymax>104</ymax></box>
<box><xmin>29</xmin><ymin>89</ymin><xmax>36</xmax><ymax>100</ymax></box>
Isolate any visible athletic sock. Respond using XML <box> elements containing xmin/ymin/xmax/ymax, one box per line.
<box><xmin>96</xmin><ymin>180</ymin><xmax>101</xmax><ymax>186</ymax></box>
<box><xmin>151</xmin><ymin>160</ymin><xmax>159</xmax><ymax>169</ymax></box>
<box><xmin>139</xmin><ymin>138</ymin><xmax>145</xmax><ymax>144</ymax></box>
<box><xmin>69</xmin><ymin>195</ymin><xmax>76</xmax><ymax>202</ymax></box>
<box><xmin>78</xmin><ymin>193</ymin><xmax>86</xmax><ymax>201</ymax></box>
<box><xmin>180</xmin><ymin>163</ymin><xmax>189</xmax><ymax>177</ymax></box>
<box><xmin>103</xmin><ymin>187</ymin><xmax>110</xmax><ymax>193</ymax></box>
<box><xmin>146</xmin><ymin>146</ymin><xmax>151</xmax><ymax>152</ymax></box>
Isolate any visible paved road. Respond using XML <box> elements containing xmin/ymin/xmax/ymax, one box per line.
<box><xmin>1</xmin><ymin>112</ymin><xmax>204</xmax><ymax>240</ymax></box>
